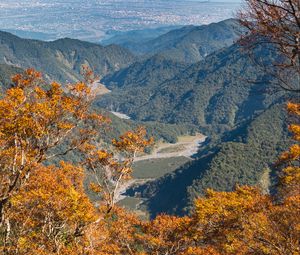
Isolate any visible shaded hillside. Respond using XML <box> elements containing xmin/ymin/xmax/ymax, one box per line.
<box><xmin>127</xmin><ymin>102</ymin><xmax>292</xmax><ymax>217</ymax></box>
<box><xmin>101</xmin><ymin>55</ymin><xmax>190</xmax><ymax>90</ymax></box>
<box><xmin>101</xmin><ymin>26</ymin><xmax>181</xmax><ymax>47</ymax></box>
<box><xmin>118</xmin><ymin>19</ymin><xmax>243</xmax><ymax>63</ymax></box>
<box><xmin>0</xmin><ymin>31</ymin><xmax>136</xmax><ymax>83</ymax></box>
<box><xmin>97</xmin><ymin>42</ymin><xmax>282</xmax><ymax>134</ymax></box>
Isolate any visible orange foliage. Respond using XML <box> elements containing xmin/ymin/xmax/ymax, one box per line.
<box><xmin>278</xmin><ymin>102</ymin><xmax>300</xmax><ymax>198</ymax></box>
<box><xmin>84</xmin><ymin>207</ymin><xmax>142</xmax><ymax>255</ymax></box>
<box><xmin>0</xmin><ymin>69</ymin><xmax>299</xmax><ymax>255</ymax></box>
<box><xmin>0</xmin><ymin>68</ymin><xmax>104</xmax><ymax>226</ymax></box>
<box><xmin>85</xmin><ymin>126</ymin><xmax>153</xmax><ymax>212</ymax></box>
<box><xmin>189</xmin><ymin>186</ymin><xmax>299</xmax><ymax>255</ymax></box>
<box><xmin>112</xmin><ymin>127</ymin><xmax>154</xmax><ymax>157</ymax></box>
<box><xmin>239</xmin><ymin>0</ymin><xmax>300</xmax><ymax>92</ymax></box>
<box><xmin>138</xmin><ymin>214</ymin><xmax>192</xmax><ymax>254</ymax></box>
<box><xmin>4</xmin><ymin>163</ymin><xmax>96</xmax><ymax>255</ymax></box>
<box><xmin>0</xmin><ymin>69</ymin><xmax>155</xmax><ymax>254</ymax></box>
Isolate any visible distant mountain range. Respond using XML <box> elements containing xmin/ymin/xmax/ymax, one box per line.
<box><xmin>0</xmin><ymin>31</ymin><xmax>136</xmax><ymax>82</ymax></box>
<box><xmin>109</xmin><ymin>19</ymin><xmax>243</xmax><ymax>63</ymax></box>
<box><xmin>101</xmin><ymin>26</ymin><xmax>182</xmax><ymax>48</ymax></box>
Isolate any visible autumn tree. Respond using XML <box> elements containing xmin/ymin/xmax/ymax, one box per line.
<box><xmin>0</xmin><ymin>68</ymin><xmax>156</xmax><ymax>254</ymax></box>
<box><xmin>238</xmin><ymin>0</ymin><xmax>300</xmax><ymax>92</ymax></box>
<box><xmin>0</xmin><ymin>68</ymin><xmax>110</xmax><ymax>253</ymax></box>
<box><xmin>278</xmin><ymin>102</ymin><xmax>300</xmax><ymax>197</ymax></box>
<box><xmin>84</xmin><ymin>206</ymin><xmax>144</xmax><ymax>255</ymax></box>
<box><xmin>0</xmin><ymin>68</ymin><xmax>108</xmax><ymax>227</ymax></box>
<box><xmin>85</xmin><ymin>126</ymin><xmax>153</xmax><ymax>213</ymax></box>
<box><xmin>4</xmin><ymin>163</ymin><xmax>97</xmax><ymax>255</ymax></box>
<box><xmin>137</xmin><ymin>214</ymin><xmax>194</xmax><ymax>255</ymax></box>
<box><xmin>180</xmin><ymin>101</ymin><xmax>300</xmax><ymax>255</ymax></box>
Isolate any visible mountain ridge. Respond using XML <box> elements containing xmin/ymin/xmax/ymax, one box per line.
<box><xmin>97</xmin><ymin>41</ymin><xmax>282</xmax><ymax>135</ymax></box>
<box><xmin>114</xmin><ymin>19</ymin><xmax>243</xmax><ymax>63</ymax></box>
<box><xmin>0</xmin><ymin>30</ymin><xmax>136</xmax><ymax>83</ymax></box>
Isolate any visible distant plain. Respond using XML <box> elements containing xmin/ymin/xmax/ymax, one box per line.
<box><xmin>0</xmin><ymin>0</ymin><xmax>241</xmax><ymax>42</ymax></box>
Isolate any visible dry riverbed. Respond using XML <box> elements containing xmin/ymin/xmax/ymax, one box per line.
<box><xmin>115</xmin><ymin>134</ymin><xmax>206</xmax><ymax>206</ymax></box>
<box><xmin>134</xmin><ymin>133</ymin><xmax>206</xmax><ymax>162</ymax></box>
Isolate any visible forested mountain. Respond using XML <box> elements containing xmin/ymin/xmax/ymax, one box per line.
<box><xmin>101</xmin><ymin>54</ymin><xmax>190</xmax><ymax>90</ymax></box>
<box><xmin>113</xmin><ymin>19</ymin><xmax>242</xmax><ymax>63</ymax></box>
<box><xmin>94</xmin><ymin>110</ymin><xmax>197</xmax><ymax>147</ymax></box>
<box><xmin>127</xmin><ymin>102</ymin><xmax>292</xmax><ymax>217</ymax></box>
<box><xmin>0</xmin><ymin>31</ymin><xmax>136</xmax><ymax>82</ymax></box>
<box><xmin>97</xmin><ymin>32</ymin><xmax>292</xmax><ymax>218</ymax></box>
<box><xmin>97</xmin><ymin>42</ymin><xmax>283</xmax><ymax>135</ymax></box>
<box><xmin>1</xmin><ymin>0</ymin><xmax>299</xmax><ymax>251</ymax></box>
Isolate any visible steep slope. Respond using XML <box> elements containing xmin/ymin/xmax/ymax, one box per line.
<box><xmin>98</xmin><ymin>38</ymin><xmax>292</xmax><ymax>218</ymax></box>
<box><xmin>127</xmin><ymin>102</ymin><xmax>292</xmax><ymax>217</ymax></box>
<box><xmin>101</xmin><ymin>54</ymin><xmax>190</xmax><ymax>90</ymax></box>
<box><xmin>118</xmin><ymin>19</ymin><xmax>243</xmax><ymax>63</ymax></box>
<box><xmin>0</xmin><ymin>31</ymin><xmax>136</xmax><ymax>82</ymax></box>
<box><xmin>97</xmin><ymin>42</ymin><xmax>282</xmax><ymax>134</ymax></box>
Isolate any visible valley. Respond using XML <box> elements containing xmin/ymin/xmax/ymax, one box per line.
<box><xmin>117</xmin><ymin>156</ymin><xmax>193</xmax><ymax>219</ymax></box>
<box><xmin>103</xmin><ymin>131</ymin><xmax>206</xmax><ymax>217</ymax></box>
<box><xmin>0</xmin><ymin>1</ymin><xmax>298</xmax><ymax>253</ymax></box>
<box><xmin>0</xmin><ymin>17</ymin><xmax>293</xmax><ymax>219</ymax></box>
